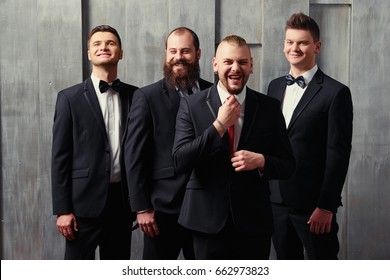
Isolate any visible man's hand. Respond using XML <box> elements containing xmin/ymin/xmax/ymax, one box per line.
<box><xmin>307</xmin><ymin>207</ymin><xmax>333</xmax><ymax>234</ymax></box>
<box><xmin>214</xmin><ymin>95</ymin><xmax>240</xmax><ymax>136</ymax></box>
<box><xmin>231</xmin><ymin>150</ymin><xmax>265</xmax><ymax>172</ymax></box>
<box><xmin>56</xmin><ymin>213</ymin><xmax>78</xmax><ymax>240</ymax></box>
<box><xmin>137</xmin><ymin>210</ymin><xmax>159</xmax><ymax>238</ymax></box>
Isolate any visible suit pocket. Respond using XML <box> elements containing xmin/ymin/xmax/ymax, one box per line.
<box><xmin>72</xmin><ymin>168</ymin><xmax>89</xmax><ymax>178</ymax></box>
<box><xmin>152</xmin><ymin>166</ymin><xmax>175</xmax><ymax>180</ymax></box>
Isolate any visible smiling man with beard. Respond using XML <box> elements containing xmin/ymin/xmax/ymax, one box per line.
<box><xmin>172</xmin><ymin>35</ymin><xmax>295</xmax><ymax>259</ymax></box>
<box><xmin>124</xmin><ymin>27</ymin><xmax>213</xmax><ymax>260</ymax></box>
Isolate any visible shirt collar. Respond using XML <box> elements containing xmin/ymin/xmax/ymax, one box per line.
<box><xmin>175</xmin><ymin>81</ymin><xmax>200</xmax><ymax>93</ymax></box>
<box><xmin>216</xmin><ymin>81</ymin><xmax>246</xmax><ymax>105</ymax></box>
<box><xmin>91</xmin><ymin>73</ymin><xmax>119</xmax><ymax>93</ymax></box>
<box><xmin>290</xmin><ymin>64</ymin><xmax>318</xmax><ymax>86</ymax></box>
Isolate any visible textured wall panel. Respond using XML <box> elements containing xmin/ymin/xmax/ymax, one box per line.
<box><xmin>310</xmin><ymin>3</ymin><xmax>351</xmax><ymax>260</ymax></box>
<box><xmin>0</xmin><ymin>0</ymin><xmax>82</xmax><ymax>259</ymax></box>
<box><xmin>348</xmin><ymin>0</ymin><xmax>390</xmax><ymax>260</ymax></box>
<box><xmin>1</xmin><ymin>0</ymin><xmax>389</xmax><ymax>260</ymax></box>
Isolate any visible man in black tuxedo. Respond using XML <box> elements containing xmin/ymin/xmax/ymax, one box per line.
<box><xmin>124</xmin><ymin>27</ymin><xmax>213</xmax><ymax>259</ymax></box>
<box><xmin>51</xmin><ymin>25</ymin><xmax>137</xmax><ymax>259</ymax></box>
<box><xmin>173</xmin><ymin>35</ymin><xmax>295</xmax><ymax>259</ymax></box>
<box><xmin>267</xmin><ymin>13</ymin><xmax>353</xmax><ymax>259</ymax></box>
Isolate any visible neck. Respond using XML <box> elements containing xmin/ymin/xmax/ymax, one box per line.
<box><xmin>290</xmin><ymin>63</ymin><xmax>316</xmax><ymax>77</ymax></box>
<box><xmin>92</xmin><ymin>66</ymin><xmax>118</xmax><ymax>83</ymax></box>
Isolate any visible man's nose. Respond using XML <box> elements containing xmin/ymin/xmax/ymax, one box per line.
<box><xmin>175</xmin><ymin>52</ymin><xmax>183</xmax><ymax>60</ymax></box>
<box><xmin>231</xmin><ymin>62</ymin><xmax>240</xmax><ymax>72</ymax></box>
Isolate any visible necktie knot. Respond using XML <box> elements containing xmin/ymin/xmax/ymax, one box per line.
<box><xmin>99</xmin><ymin>79</ymin><xmax>121</xmax><ymax>93</ymax></box>
<box><xmin>285</xmin><ymin>74</ymin><xmax>306</xmax><ymax>88</ymax></box>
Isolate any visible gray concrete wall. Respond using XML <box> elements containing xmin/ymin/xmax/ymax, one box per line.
<box><xmin>1</xmin><ymin>0</ymin><xmax>389</xmax><ymax>259</ymax></box>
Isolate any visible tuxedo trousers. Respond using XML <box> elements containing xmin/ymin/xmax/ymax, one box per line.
<box><xmin>142</xmin><ymin>211</ymin><xmax>195</xmax><ymax>260</ymax></box>
<box><xmin>271</xmin><ymin>203</ymin><xmax>339</xmax><ymax>260</ymax></box>
<box><xmin>192</xmin><ymin>215</ymin><xmax>272</xmax><ymax>260</ymax></box>
<box><xmin>64</xmin><ymin>182</ymin><xmax>132</xmax><ymax>260</ymax></box>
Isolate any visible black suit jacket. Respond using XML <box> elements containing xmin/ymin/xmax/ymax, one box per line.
<box><xmin>124</xmin><ymin>78</ymin><xmax>213</xmax><ymax>214</ymax></box>
<box><xmin>267</xmin><ymin>68</ymin><xmax>353</xmax><ymax>213</ymax></box>
<box><xmin>51</xmin><ymin>78</ymin><xmax>137</xmax><ymax>218</ymax></box>
<box><xmin>173</xmin><ymin>85</ymin><xmax>295</xmax><ymax>235</ymax></box>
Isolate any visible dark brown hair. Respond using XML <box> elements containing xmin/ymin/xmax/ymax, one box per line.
<box><xmin>286</xmin><ymin>12</ymin><xmax>320</xmax><ymax>42</ymax></box>
<box><xmin>165</xmin><ymin>27</ymin><xmax>200</xmax><ymax>51</ymax></box>
<box><xmin>87</xmin><ymin>25</ymin><xmax>122</xmax><ymax>49</ymax></box>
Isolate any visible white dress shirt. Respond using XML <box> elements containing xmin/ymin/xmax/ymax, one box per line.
<box><xmin>91</xmin><ymin>73</ymin><xmax>122</xmax><ymax>183</ymax></box>
<box><xmin>282</xmin><ymin>65</ymin><xmax>318</xmax><ymax>127</ymax></box>
<box><xmin>216</xmin><ymin>82</ymin><xmax>246</xmax><ymax>152</ymax></box>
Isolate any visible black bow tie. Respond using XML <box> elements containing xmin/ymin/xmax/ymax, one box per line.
<box><xmin>99</xmin><ymin>79</ymin><xmax>121</xmax><ymax>93</ymax></box>
<box><xmin>285</xmin><ymin>74</ymin><xmax>306</xmax><ymax>89</ymax></box>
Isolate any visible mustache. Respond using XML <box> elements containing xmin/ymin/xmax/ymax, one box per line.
<box><xmin>163</xmin><ymin>59</ymin><xmax>200</xmax><ymax>89</ymax></box>
<box><xmin>170</xmin><ymin>59</ymin><xmax>190</xmax><ymax>66</ymax></box>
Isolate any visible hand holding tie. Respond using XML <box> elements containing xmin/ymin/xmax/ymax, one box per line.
<box><xmin>216</xmin><ymin>95</ymin><xmax>240</xmax><ymax>129</ymax></box>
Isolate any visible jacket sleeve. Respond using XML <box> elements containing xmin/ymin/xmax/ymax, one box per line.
<box><xmin>173</xmin><ymin>97</ymin><xmax>223</xmax><ymax>174</ymax></box>
<box><xmin>124</xmin><ymin>89</ymin><xmax>154</xmax><ymax>212</ymax></box>
<box><xmin>318</xmin><ymin>86</ymin><xmax>353</xmax><ymax>212</ymax></box>
<box><xmin>51</xmin><ymin>91</ymin><xmax>74</xmax><ymax>215</ymax></box>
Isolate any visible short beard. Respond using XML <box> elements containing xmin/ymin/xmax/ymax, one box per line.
<box><xmin>163</xmin><ymin>59</ymin><xmax>200</xmax><ymax>90</ymax></box>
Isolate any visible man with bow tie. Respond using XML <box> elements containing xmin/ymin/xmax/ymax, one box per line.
<box><xmin>51</xmin><ymin>25</ymin><xmax>137</xmax><ymax>259</ymax></box>
<box><xmin>267</xmin><ymin>13</ymin><xmax>353</xmax><ymax>260</ymax></box>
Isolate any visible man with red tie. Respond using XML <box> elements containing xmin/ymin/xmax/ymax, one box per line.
<box><xmin>173</xmin><ymin>35</ymin><xmax>295</xmax><ymax>259</ymax></box>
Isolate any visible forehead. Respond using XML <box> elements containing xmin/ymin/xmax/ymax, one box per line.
<box><xmin>285</xmin><ymin>28</ymin><xmax>314</xmax><ymax>41</ymax></box>
<box><xmin>89</xmin><ymin>31</ymin><xmax>119</xmax><ymax>44</ymax></box>
<box><xmin>166</xmin><ymin>31</ymin><xmax>194</xmax><ymax>49</ymax></box>
<box><xmin>216</xmin><ymin>41</ymin><xmax>251</xmax><ymax>59</ymax></box>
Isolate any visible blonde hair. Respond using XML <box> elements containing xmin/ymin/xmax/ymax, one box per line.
<box><xmin>221</xmin><ymin>34</ymin><xmax>247</xmax><ymax>46</ymax></box>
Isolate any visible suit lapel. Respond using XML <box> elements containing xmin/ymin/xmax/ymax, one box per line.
<box><xmin>238</xmin><ymin>88</ymin><xmax>258</xmax><ymax>149</ymax></box>
<box><xmin>82</xmin><ymin>78</ymin><xmax>108</xmax><ymax>140</ymax></box>
<box><xmin>288</xmin><ymin>69</ymin><xmax>324</xmax><ymax>130</ymax></box>
<box><xmin>206</xmin><ymin>86</ymin><xmax>228</xmax><ymax>147</ymax></box>
<box><xmin>119</xmin><ymin>87</ymin><xmax>129</xmax><ymax>130</ymax></box>
<box><xmin>162</xmin><ymin>79</ymin><xmax>181</xmax><ymax>108</ymax></box>
<box><xmin>274</xmin><ymin>80</ymin><xmax>288</xmax><ymax>103</ymax></box>
<box><xmin>206</xmin><ymin>85</ymin><xmax>222</xmax><ymax>119</ymax></box>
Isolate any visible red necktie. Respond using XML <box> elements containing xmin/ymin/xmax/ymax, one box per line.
<box><xmin>228</xmin><ymin>125</ymin><xmax>234</xmax><ymax>155</ymax></box>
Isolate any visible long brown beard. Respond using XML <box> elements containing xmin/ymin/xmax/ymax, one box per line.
<box><xmin>163</xmin><ymin>59</ymin><xmax>200</xmax><ymax>90</ymax></box>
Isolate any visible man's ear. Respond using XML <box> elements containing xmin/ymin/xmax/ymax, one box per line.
<box><xmin>315</xmin><ymin>41</ymin><xmax>322</xmax><ymax>54</ymax></box>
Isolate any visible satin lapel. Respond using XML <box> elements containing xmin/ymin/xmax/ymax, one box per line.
<box><xmin>162</xmin><ymin>79</ymin><xmax>180</xmax><ymax>108</ymax></box>
<box><xmin>237</xmin><ymin>88</ymin><xmax>258</xmax><ymax>148</ymax></box>
<box><xmin>288</xmin><ymin>69</ymin><xmax>324</xmax><ymax>130</ymax></box>
<box><xmin>206</xmin><ymin>86</ymin><xmax>227</xmax><ymax>145</ymax></box>
<box><xmin>205</xmin><ymin>85</ymin><xmax>221</xmax><ymax>119</ymax></box>
<box><xmin>274</xmin><ymin>79</ymin><xmax>287</xmax><ymax>103</ymax></box>
<box><xmin>82</xmin><ymin>78</ymin><xmax>107</xmax><ymax>140</ymax></box>
<box><xmin>119</xmin><ymin>88</ymin><xmax>129</xmax><ymax>130</ymax></box>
